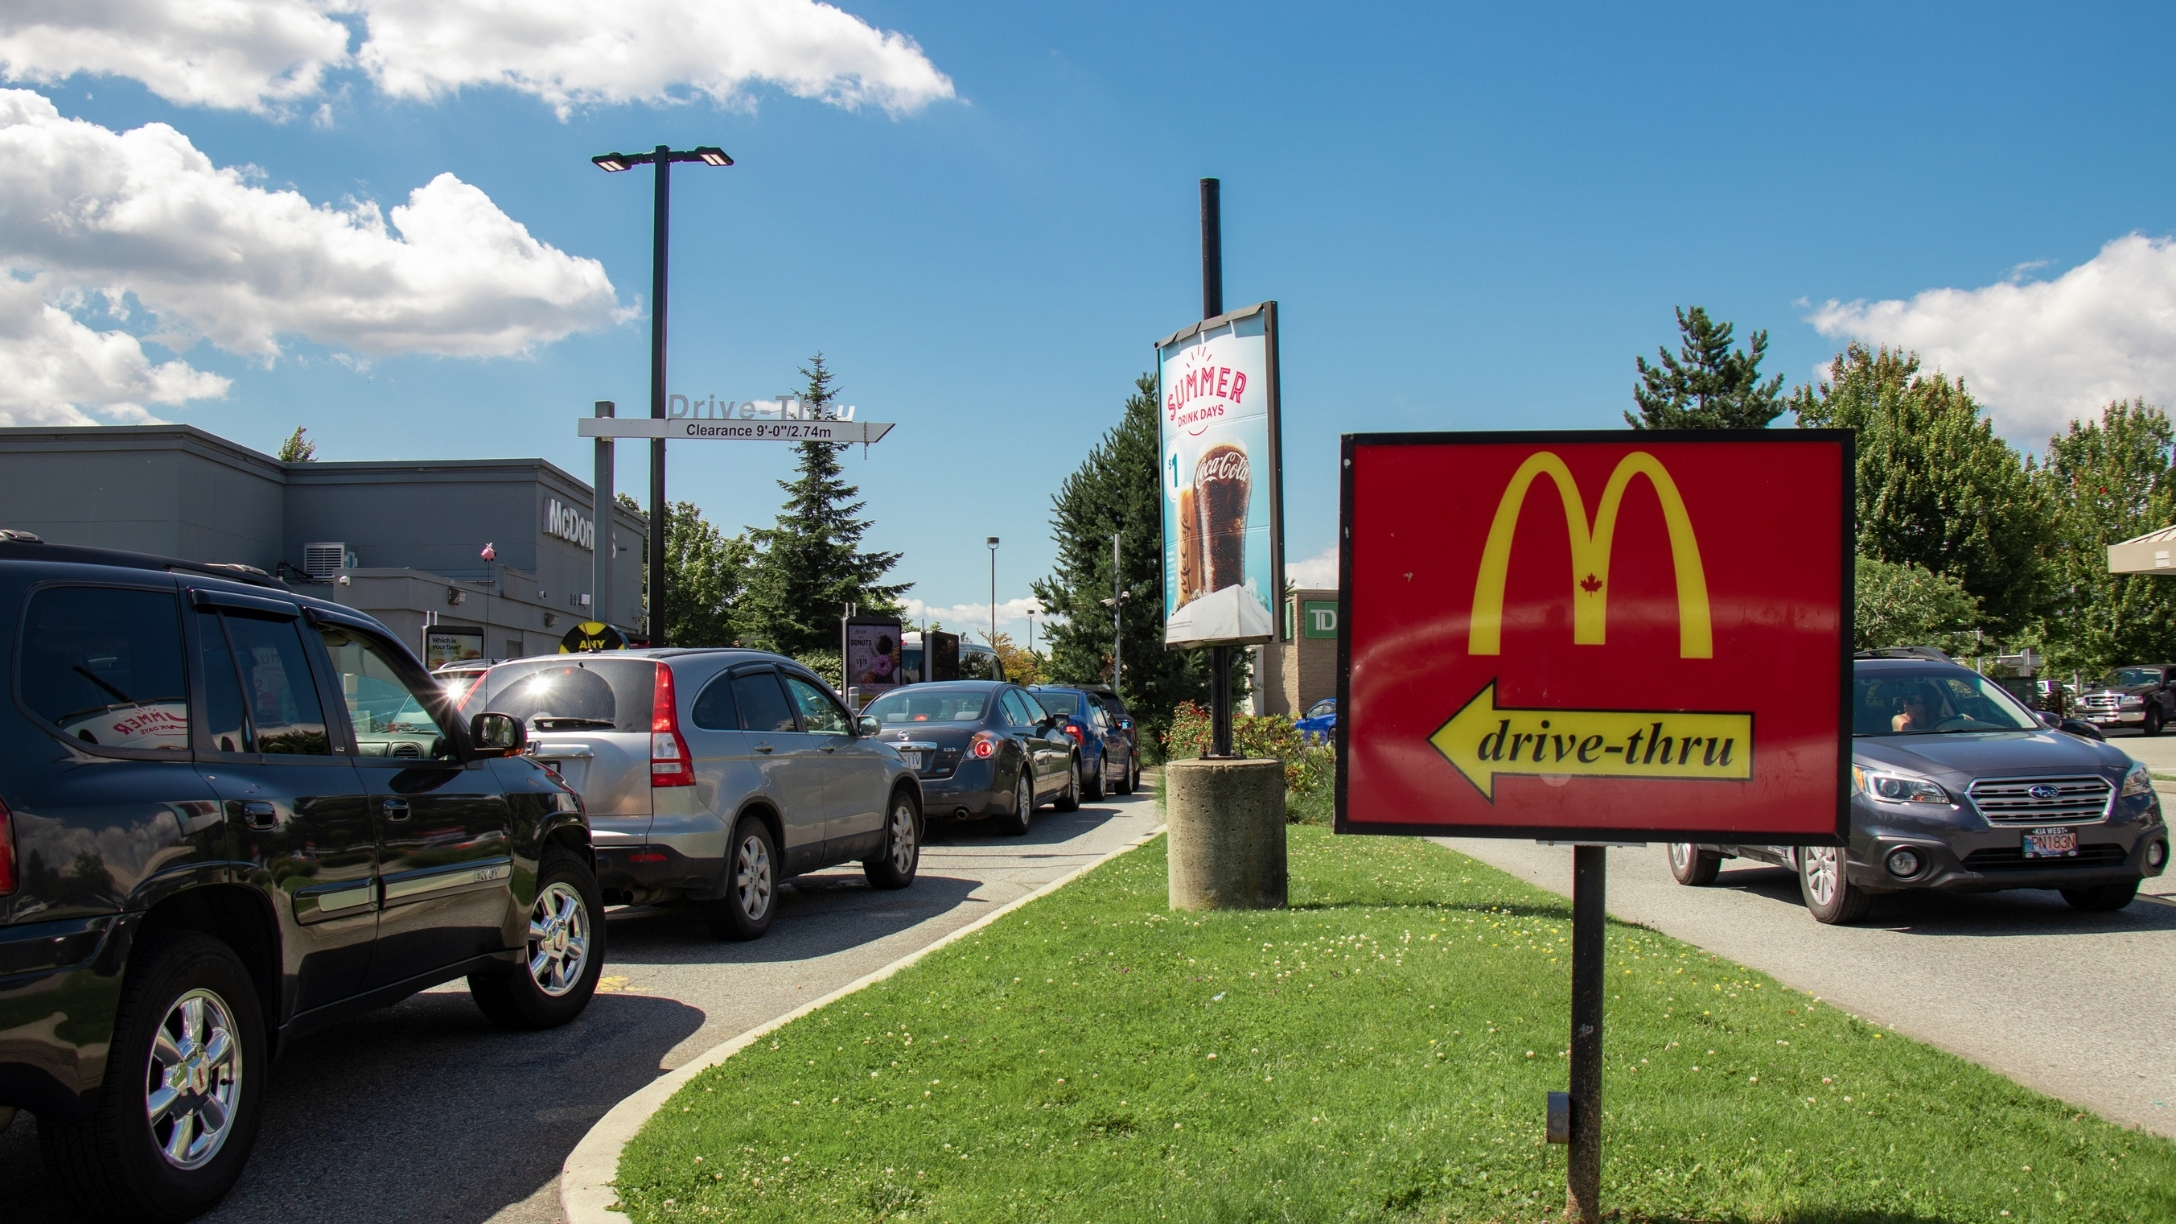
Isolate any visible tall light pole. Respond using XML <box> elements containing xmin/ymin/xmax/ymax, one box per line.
<box><xmin>591</xmin><ymin>143</ymin><xmax>733</xmax><ymax>645</ymax></box>
<box><xmin>986</xmin><ymin>536</ymin><xmax>1000</xmax><ymax>647</ymax></box>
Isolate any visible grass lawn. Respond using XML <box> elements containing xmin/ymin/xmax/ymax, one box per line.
<box><xmin>614</xmin><ymin>828</ymin><xmax>2176</xmax><ymax>1223</ymax></box>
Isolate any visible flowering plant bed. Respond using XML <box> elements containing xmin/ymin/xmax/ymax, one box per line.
<box><xmin>615</xmin><ymin>829</ymin><xmax>2174</xmax><ymax>1222</ymax></box>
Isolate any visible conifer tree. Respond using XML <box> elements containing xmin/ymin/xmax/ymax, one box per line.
<box><xmin>737</xmin><ymin>355</ymin><xmax>909</xmax><ymax>656</ymax></box>
<box><xmin>1629</xmin><ymin>306</ymin><xmax>1786</xmax><ymax>429</ymax></box>
<box><xmin>1031</xmin><ymin>372</ymin><xmax>1210</xmax><ymax>752</ymax></box>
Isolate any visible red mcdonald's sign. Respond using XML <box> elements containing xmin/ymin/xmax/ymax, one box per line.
<box><xmin>1336</xmin><ymin>431</ymin><xmax>1853</xmax><ymax>841</ymax></box>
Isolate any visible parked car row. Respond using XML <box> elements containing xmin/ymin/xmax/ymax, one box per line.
<box><xmin>1668</xmin><ymin>653</ymin><xmax>2169</xmax><ymax>922</ymax></box>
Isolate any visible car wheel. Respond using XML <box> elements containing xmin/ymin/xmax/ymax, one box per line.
<box><xmin>1798</xmin><ymin>845</ymin><xmax>1872</xmax><ymax>924</ymax></box>
<box><xmin>1054</xmin><ymin>755</ymin><xmax>1083</xmax><ymax>811</ymax></box>
<box><xmin>2147</xmin><ymin>708</ymin><xmax>2164</xmax><ymax>737</ymax></box>
<box><xmin>1129</xmin><ymin>754</ymin><xmax>1141</xmax><ymax>793</ymax></box>
<box><xmin>470</xmin><ymin>848</ymin><xmax>606</xmax><ymax>1027</ymax></box>
<box><xmin>998</xmin><ymin>769</ymin><xmax>1033</xmax><ymax>837</ymax></box>
<box><xmin>39</xmin><ymin>931</ymin><xmax>267</xmax><ymax>1223</ymax></box>
<box><xmin>2060</xmin><ymin>880</ymin><xmax>2140</xmax><ymax>911</ymax></box>
<box><xmin>1083</xmin><ymin>751</ymin><xmax>1106</xmax><ymax>802</ymax></box>
<box><xmin>1114</xmin><ymin>750</ymin><xmax>1135</xmax><ymax>795</ymax></box>
<box><xmin>864</xmin><ymin>790</ymin><xmax>922</xmax><ymax>890</ymax></box>
<box><xmin>1667</xmin><ymin>843</ymin><xmax>1722</xmax><ymax>886</ymax></box>
<box><xmin>700</xmin><ymin>819</ymin><xmax>780</xmax><ymax>940</ymax></box>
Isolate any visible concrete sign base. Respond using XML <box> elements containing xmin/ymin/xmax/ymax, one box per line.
<box><xmin>1166</xmin><ymin>758</ymin><xmax>1287</xmax><ymax>909</ymax></box>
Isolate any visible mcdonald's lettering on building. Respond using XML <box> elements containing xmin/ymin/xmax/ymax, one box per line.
<box><xmin>1335</xmin><ymin>431</ymin><xmax>1854</xmax><ymax>842</ymax></box>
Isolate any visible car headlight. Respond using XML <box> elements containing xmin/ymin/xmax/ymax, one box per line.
<box><xmin>2120</xmin><ymin>695</ymin><xmax>2145</xmax><ymax>708</ymax></box>
<box><xmin>1853</xmin><ymin>766</ymin><xmax>1951</xmax><ymax>804</ymax></box>
<box><xmin>2122</xmin><ymin>761</ymin><xmax>2156</xmax><ymax>798</ymax></box>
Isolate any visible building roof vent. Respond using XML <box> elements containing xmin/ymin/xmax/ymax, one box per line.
<box><xmin>303</xmin><ymin>542</ymin><xmax>348</xmax><ymax>580</ymax></box>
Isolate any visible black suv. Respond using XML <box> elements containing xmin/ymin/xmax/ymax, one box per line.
<box><xmin>0</xmin><ymin>539</ymin><xmax>601</xmax><ymax>1220</ymax></box>
<box><xmin>2073</xmin><ymin>664</ymin><xmax>2176</xmax><ymax>735</ymax></box>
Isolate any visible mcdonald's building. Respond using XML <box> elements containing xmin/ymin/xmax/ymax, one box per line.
<box><xmin>0</xmin><ymin>423</ymin><xmax>650</xmax><ymax>667</ymax></box>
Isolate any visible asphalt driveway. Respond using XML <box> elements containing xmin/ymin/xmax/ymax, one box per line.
<box><xmin>1</xmin><ymin>784</ymin><xmax>1164</xmax><ymax>1224</ymax></box>
<box><xmin>1442</xmin><ymin>834</ymin><xmax>2176</xmax><ymax>1139</ymax></box>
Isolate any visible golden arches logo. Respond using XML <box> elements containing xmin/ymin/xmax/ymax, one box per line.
<box><xmin>1467</xmin><ymin>451</ymin><xmax>1713</xmax><ymax>659</ymax></box>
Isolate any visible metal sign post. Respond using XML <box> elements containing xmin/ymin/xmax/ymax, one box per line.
<box><xmin>1336</xmin><ymin>430</ymin><xmax>1854</xmax><ymax>1220</ymax></box>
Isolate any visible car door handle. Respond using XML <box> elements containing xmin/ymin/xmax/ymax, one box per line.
<box><xmin>381</xmin><ymin>798</ymin><xmax>411</xmax><ymax>821</ymax></box>
<box><xmin>234</xmin><ymin>800</ymin><xmax>277</xmax><ymax>830</ymax></box>
<box><xmin>753</xmin><ymin>742</ymin><xmax>774</xmax><ymax>754</ymax></box>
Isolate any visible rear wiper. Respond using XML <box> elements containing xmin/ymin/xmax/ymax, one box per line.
<box><xmin>531</xmin><ymin>717</ymin><xmax>616</xmax><ymax>730</ymax></box>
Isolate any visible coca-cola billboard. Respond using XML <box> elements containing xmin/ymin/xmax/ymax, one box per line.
<box><xmin>1156</xmin><ymin>301</ymin><xmax>1285</xmax><ymax>647</ymax></box>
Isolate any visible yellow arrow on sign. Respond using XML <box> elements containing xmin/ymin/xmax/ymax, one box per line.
<box><xmin>1429</xmin><ymin>681</ymin><xmax>1753</xmax><ymax>801</ymax></box>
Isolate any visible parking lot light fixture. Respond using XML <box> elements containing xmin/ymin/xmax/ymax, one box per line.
<box><xmin>592</xmin><ymin>153</ymin><xmax>631</xmax><ymax>172</ymax></box>
<box><xmin>694</xmin><ymin>147</ymin><xmax>733</xmax><ymax>167</ymax></box>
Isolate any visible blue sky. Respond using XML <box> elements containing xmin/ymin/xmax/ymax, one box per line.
<box><xmin>8</xmin><ymin>2</ymin><xmax>2176</xmax><ymax>630</ymax></box>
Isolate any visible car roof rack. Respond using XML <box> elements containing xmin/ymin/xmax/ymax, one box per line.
<box><xmin>1853</xmin><ymin>646</ymin><xmax>1955</xmax><ymax>661</ymax></box>
<box><xmin>0</xmin><ymin>537</ymin><xmax>287</xmax><ymax>590</ymax></box>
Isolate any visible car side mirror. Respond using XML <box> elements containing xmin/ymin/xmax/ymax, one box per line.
<box><xmin>2036</xmin><ymin>710</ymin><xmax>2061</xmax><ymax>728</ymax></box>
<box><xmin>857</xmin><ymin>715</ymin><xmax>880</xmax><ymax>737</ymax></box>
<box><xmin>470</xmin><ymin>711</ymin><xmax>528</xmax><ymax>757</ymax></box>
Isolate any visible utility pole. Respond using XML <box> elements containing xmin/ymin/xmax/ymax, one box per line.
<box><xmin>1202</xmin><ymin>176</ymin><xmax>1232</xmax><ymax>757</ymax></box>
<box><xmin>987</xmin><ymin>536</ymin><xmax>1000</xmax><ymax>647</ymax></box>
<box><xmin>1113</xmin><ymin>532</ymin><xmax>1124</xmax><ymax>696</ymax></box>
<box><xmin>592</xmin><ymin>400</ymin><xmax>614</xmax><ymax>628</ymax></box>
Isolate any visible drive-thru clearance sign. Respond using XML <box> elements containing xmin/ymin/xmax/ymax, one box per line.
<box><xmin>1335</xmin><ymin>431</ymin><xmax>1853</xmax><ymax>843</ymax></box>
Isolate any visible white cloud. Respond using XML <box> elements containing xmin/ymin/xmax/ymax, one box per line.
<box><xmin>357</xmin><ymin>0</ymin><xmax>953</xmax><ymax>117</ymax></box>
<box><xmin>0</xmin><ymin>0</ymin><xmax>351</xmax><ymax>113</ymax></box>
<box><xmin>0</xmin><ymin>276</ymin><xmax>230</xmax><ymax>426</ymax></box>
<box><xmin>1809</xmin><ymin>234</ymin><xmax>2176</xmax><ymax>441</ymax></box>
<box><xmin>0</xmin><ymin>89</ymin><xmax>621</xmax><ymax>360</ymax></box>
<box><xmin>901</xmin><ymin>596</ymin><xmax>1046</xmax><ymax>641</ymax></box>
<box><xmin>1286</xmin><ymin>543</ymin><xmax>1339</xmax><ymax>589</ymax></box>
<box><xmin>1</xmin><ymin>0</ymin><xmax>953</xmax><ymax>117</ymax></box>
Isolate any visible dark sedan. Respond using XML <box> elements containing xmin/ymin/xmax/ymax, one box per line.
<box><xmin>1028</xmin><ymin>685</ymin><xmax>1136</xmax><ymax>799</ymax></box>
<box><xmin>858</xmin><ymin>681</ymin><xmax>1082</xmax><ymax>834</ymax></box>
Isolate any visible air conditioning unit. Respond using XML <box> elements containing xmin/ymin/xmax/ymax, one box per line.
<box><xmin>303</xmin><ymin>542</ymin><xmax>347</xmax><ymax>580</ymax></box>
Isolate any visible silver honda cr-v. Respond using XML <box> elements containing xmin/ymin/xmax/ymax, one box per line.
<box><xmin>468</xmin><ymin>649</ymin><xmax>923</xmax><ymax>939</ymax></box>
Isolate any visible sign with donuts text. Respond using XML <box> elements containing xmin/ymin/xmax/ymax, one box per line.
<box><xmin>1157</xmin><ymin>302</ymin><xmax>1286</xmax><ymax>647</ymax></box>
<box><xmin>1336</xmin><ymin>431</ymin><xmax>1854</xmax><ymax>843</ymax></box>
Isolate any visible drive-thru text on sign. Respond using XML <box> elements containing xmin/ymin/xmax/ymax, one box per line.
<box><xmin>1336</xmin><ymin>431</ymin><xmax>1853</xmax><ymax>842</ymax></box>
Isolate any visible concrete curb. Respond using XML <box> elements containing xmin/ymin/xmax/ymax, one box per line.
<box><xmin>559</xmin><ymin>823</ymin><xmax>1169</xmax><ymax>1224</ymax></box>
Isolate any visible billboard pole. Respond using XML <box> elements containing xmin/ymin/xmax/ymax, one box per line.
<box><xmin>1567</xmin><ymin>845</ymin><xmax>1606</xmax><ymax>1222</ymax></box>
<box><xmin>1201</xmin><ymin>176</ymin><xmax>1233</xmax><ymax>757</ymax></box>
<box><xmin>593</xmin><ymin>400</ymin><xmax>615</xmax><ymax>629</ymax></box>
<box><xmin>1112</xmin><ymin>532</ymin><xmax>1123</xmax><ymax>697</ymax></box>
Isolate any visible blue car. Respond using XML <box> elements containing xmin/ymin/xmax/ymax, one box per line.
<box><xmin>1027</xmin><ymin>685</ymin><xmax>1136</xmax><ymax>799</ymax></box>
<box><xmin>1296</xmin><ymin>697</ymin><xmax>1337</xmax><ymax>743</ymax></box>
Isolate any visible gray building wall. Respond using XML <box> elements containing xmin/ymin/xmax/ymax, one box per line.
<box><xmin>0</xmin><ymin>425</ymin><xmax>650</xmax><ymax>657</ymax></box>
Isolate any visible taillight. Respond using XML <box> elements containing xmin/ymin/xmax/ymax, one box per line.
<box><xmin>1063</xmin><ymin>723</ymin><xmax>1084</xmax><ymax>747</ymax></box>
<box><xmin>650</xmin><ymin>664</ymin><xmax>695</xmax><ymax>787</ymax></box>
<box><xmin>970</xmin><ymin>731</ymin><xmax>999</xmax><ymax>759</ymax></box>
<box><xmin>0</xmin><ymin>796</ymin><xmax>15</xmax><ymax>895</ymax></box>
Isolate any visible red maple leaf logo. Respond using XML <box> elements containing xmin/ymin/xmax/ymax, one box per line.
<box><xmin>1580</xmin><ymin>573</ymin><xmax>1603</xmax><ymax>594</ymax></box>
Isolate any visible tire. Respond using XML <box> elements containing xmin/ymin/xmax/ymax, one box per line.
<box><xmin>1798</xmin><ymin>845</ymin><xmax>1873</xmax><ymax>924</ymax></box>
<box><xmin>470</xmin><ymin>848</ymin><xmax>606</xmax><ymax>1027</ymax></box>
<box><xmin>698</xmin><ymin>818</ymin><xmax>780</xmax><ymax>940</ymax></box>
<box><xmin>39</xmin><ymin>931</ymin><xmax>267</xmax><ymax>1224</ymax></box>
<box><xmin>1667</xmin><ymin>843</ymin><xmax>1722</xmax><ymax>886</ymax></box>
<box><xmin>1053</xmin><ymin>755</ymin><xmax>1082</xmax><ymax>812</ymax></box>
<box><xmin>2061</xmin><ymin>880</ymin><xmax>2140</xmax><ymax>911</ymax></box>
<box><xmin>1114</xmin><ymin>750</ymin><xmax>1134</xmax><ymax>795</ymax></box>
<box><xmin>864</xmin><ymin>790</ymin><xmax>922</xmax><ymax>890</ymax></box>
<box><xmin>1128</xmin><ymin>754</ymin><xmax>1141</xmax><ymax>794</ymax></box>
<box><xmin>997</xmin><ymin>769</ymin><xmax>1033</xmax><ymax>837</ymax></box>
<box><xmin>2147</xmin><ymin>708</ymin><xmax>2164</xmax><ymax>737</ymax></box>
<box><xmin>1083</xmin><ymin>751</ymin><xmax>1106</xmax><ymax>802</ymax></box>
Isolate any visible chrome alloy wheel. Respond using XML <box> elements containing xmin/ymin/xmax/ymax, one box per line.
<box><xmin>527</xmin><ymin>881</ymin><xmax>593</xmax><ymax>998</ymax></box>
<box><xmin>1668</xmin><ymin>843</ymin><xmax>1693</xmax><ymax>872</ymax></box>
<box><xmin>887</xmin><ymin>798</ymin><xmax>918</xmax><ymax>874</ymax></box>
<box><xmin>1801</xmin><ymin>846</ymin><xmax>1841</xmax><ymax>906</ymax></box>
<box><xmin>144</xmin><ymin>988</ymin><xmax>243</xmax><ymax>1170</ymax></box>
<box><xmin>733</xmin><ymin>831</ymin><xmax>775</xmax><ymax>922</ymax></box>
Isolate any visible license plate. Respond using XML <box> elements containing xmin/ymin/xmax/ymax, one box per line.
<box><xmin>2088</xmin><ymin>714</ymin><xmax>2117</xmax><ymax>723</ymax></box>
<box><xmin>902</xmin><ymin>751</ymin><xmax>926</xmax><ymax>771</ymax></box>
<box><xmin>2024</xmin><ymin>827</ymin><xmax>2078</xmax><ymax>858</ymax></box>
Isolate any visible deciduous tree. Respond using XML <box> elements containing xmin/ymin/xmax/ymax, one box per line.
<box><xmin>1855</xmin><ymin>556</ymin><xmax>1980</xmax><ymax>654</ymax></box>
<box><xmin>662</xmin><ymin>500</ymin><xmax>749</xmax><ymax>648</ymax></box>
<box><xmin>2032</xmin><ymin>399</ymin><xmax>2176</xmax><ymax>678</ymax></box>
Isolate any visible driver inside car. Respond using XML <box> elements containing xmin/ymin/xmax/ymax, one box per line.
<box><xmin>1891</xmin><ymin>686</ymin><xmax>1942</xmax><ymax>733</ymax></box>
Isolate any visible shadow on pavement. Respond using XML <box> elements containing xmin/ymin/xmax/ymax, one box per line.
<box><xmin>601</xmin><ymin>872</ymin><xmax>988</xmax><ymax>966</ymax></box>
<box><xmin>3</xmin><ymin>987</ymin><xmax>705</xmax><ymax>1224</ymax></box>
<box><xmin>925</xmin><ymin>804</ymin><xmax>1129</xmax><ymax>847</ymax></box>
<box><xmin>1705</xmin><ymin>863</ymin><xmax>2176</xmax><ymax>937</ymax></box>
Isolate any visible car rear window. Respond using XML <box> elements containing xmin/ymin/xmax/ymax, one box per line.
<box><xmin>18</xmin><ymin>585</ymin><xmax>189</xmax><ymax>751</ymax></box>
<box><xmin>481</xmin><ymin>658</ymin><xmax>656</xmax><ymax>733</ymax></box>
<box><xmin>864</xmin><ymin>688</ymin><xmax>990</xmax><ymax>724</ymax></box>
<box><xmin>1032</xmin><ymin>691</ymin><xmax>1084</xmax><ymax>717</ymax></box>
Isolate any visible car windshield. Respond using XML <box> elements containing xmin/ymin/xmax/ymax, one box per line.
<box><xmin>2102</xmin><ymin>667</ymin><xmax>2163</xmax><ymax>687</ymax></box>
<box><xmin>1854</xmin><ymin>668</ymin><xmax>2040</xmax><ymax>736</ymax></box>
<box><xmin>864</xmin><ymin>688</ymin><xmax>990</xmax><ymax>724</ymax></box>
<box><xmin>1032</xmin><ymin>692</ymin><xmax>1083</xmax><ymax>717</ymax></box>
<box><xmin>1305</xmin><ymin>700</ymin><xmax>1336</xmax><ymax>719</ymax></box>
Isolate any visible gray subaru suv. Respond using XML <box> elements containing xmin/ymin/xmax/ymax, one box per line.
<box><xmin>470</xmin><ymin>650</ymin><xmax>923</xmax><ymax>940</ymax></box>
<box><xmin>1669</xmin><ymin>655</ymin><xmax>2170</xmax><ymax>922</ymax></box>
